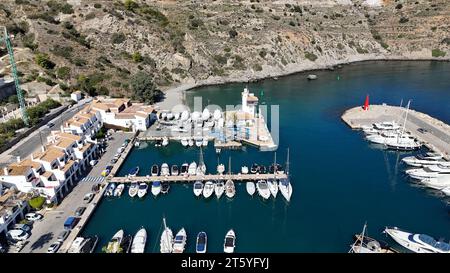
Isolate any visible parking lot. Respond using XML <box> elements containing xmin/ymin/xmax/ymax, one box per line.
<box><xmin>17</xmin><ymin>131</ymin><xmax>133</xmax><ymax>253</ymax></box>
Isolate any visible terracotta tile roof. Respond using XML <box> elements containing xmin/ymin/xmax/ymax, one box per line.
<box><xmin>35</xmin><ymin>147</ymin><xmax>65</xmax><ymax>163</ymax></box>
<box><xmin>79</xmin><ymin>143</ymin><xmax>92</xmax><ymax>153</ymax></box>
<box><xmin>10</xmin><ymin>158</ymin><xmax>42</xmax><ymax>170</ymax></box>
<box><xmin>6</xmin><ymin>165</ymin><xmax>31</xmax><ymax>176</ymax></box>
<box><xmin>42</xmin><ymin>171</ymin><xmax>54</xmax><ymax>179</ymax></box>
<box><xmin>61</xmin><ymin>160</ymin><xmax>75</xmax><ymax>172</ymax></box>
<box><xmin>53</xmin><ymin>138</ymin><xmax>75</xmax><ymax>150</ymax></box>
<box><xmin>53</xmin><ymin>132</ymin><xmax>81</xmax><ymax>141</ymax></box>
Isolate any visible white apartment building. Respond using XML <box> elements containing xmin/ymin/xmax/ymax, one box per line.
<box><xmin>0</xmin><ymin>184</ymin><xmax>29</xmax><ymax>243</ymax></box>
<box><xmin>62</xmin><ymin>105</ymin><xmax>103</xmax><ymax>142</ymax></box>
<box><xmin>91</xmin><ymin>98</ymin><xmax>154</xmax><ymax>132</ymax></box>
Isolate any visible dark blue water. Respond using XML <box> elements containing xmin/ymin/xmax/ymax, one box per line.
<box><xmin>82</xmin><ymin>61</ymin><xmax>450</xmax><ymax>253</ymax></box>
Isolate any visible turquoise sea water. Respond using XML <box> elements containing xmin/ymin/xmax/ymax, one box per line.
<box><xmin>82</xmin><ymin>61</ymin><xmax>450</xmax><ymax>253</ymax></box>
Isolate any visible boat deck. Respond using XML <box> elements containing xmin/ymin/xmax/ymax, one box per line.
<box><xmin>109</xmin><ymin>173</ymin><xmax>288</xmax><ymax>183</ymax></box>
<box><xmin>341</xmin><ymin>104</ymin><xmax>450</xmax><ymax>160</ymax></box>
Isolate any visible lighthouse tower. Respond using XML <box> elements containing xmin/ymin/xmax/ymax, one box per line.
<box><xmin>241</xmin><ymin>87</ymin><xmax>258</xmax><ymax>118</ymax></box>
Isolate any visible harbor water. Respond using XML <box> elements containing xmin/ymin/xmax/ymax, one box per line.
<box><xmin>82</xmin><ymin>61</ymin><xmax>450</xmax><ymax>253</ymax></box>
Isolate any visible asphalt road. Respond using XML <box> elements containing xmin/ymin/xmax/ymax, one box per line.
<box><xmin>19</xmin><ymin>132</ymin><xmax>133</xmax><ymax>253</ymax></box>
<box><xmin>0</xmin><ymin>98</ymin><xmax>92</xmax><ymax>168</ymax></box>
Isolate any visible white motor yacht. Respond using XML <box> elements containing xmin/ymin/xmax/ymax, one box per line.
<box><xmin>246</xmin><ymin>181</ymin><xmax>255</xmax><ymax>196</ymax></box>
<box><xmin>162</xmin><ymin>137</ymin><xmax>169</xmax><ymax>147</ymax></box>
<box><xmin>278</xmin><ymin>178</ymin><xmax>293</xmax><ymax>202</ymax></box>
<box><xmin>442</xmin><ymin>186</ymin><xmax>450</xmax><ymax>196</ymax></box>
<box><xmin>203</xmin><ymin>181</ymin><xmax>215</xmax><ymax>198</ymax></box>
<box><xmin>188</xmin><ymin>162</ymin><xmax>197</xmax><ymax>175</ymax></box>
<box><xmin>384</xmin><ymin>227</ymin><xmax>450</xmax><ymax>253</ymax></box>
<box><xmin>128</xmin><ymin>182</ymin><xmax>138</xmax><ymax>198</ymax></box>
<box><xmin>215</xmin><ymin>181</ymin><xmax>225</xmax><ymax>199</ymax></box>
<box><xmin>256</xmin><ymin>180</ymin><xmax>271</xmax><ymax>200</ymax></box>
<box><xmin>241</xmin><ymin>166</ymin><xmax>249</xmax><ymax>174</ymax></box>
<box><xmin>172</xmin><ymin>228</ymin><xmax>187</xmax><ymax>253</ymax></box>
<box><xmin>113</xmin><ymin>184</ymin><xmax>125</xmax><ymax>197</ymax></box>
<box><xmin>193</xmin><ymin>181</ymin><xmax>204</xmax><ymax>197</ymax></box>
<box><xmin>373</xmin><ymin>121</ymin><xmax>400</xmax><ymax>130</ymax></box>
<box><xmin>151</xmin><ymin>181</ymin><xmax>161</xmax><ymax>196</ymax></box>
<box><xmin>420</xmin><ymin>176</ymin><xmax>450</xmax><ymax>190</ymax></box>
<box><xmin>160</xmin><ymin>163</ymin><xmax>170</xmax><ymax>176</ymax></box>
<box><xmin>181</xmin><ymin>138</ymin><xmax>189</xmax><ymax>147</ymax></box>
<box><xmin>225</xmin><ymin>179</ymin><xmax>235</xmax><ymax>198</ymax></box>
<box><xmin>402</xmin><ymin>152</ymin><xmax>447</xmax><ymax>167</ymax></box>
<box><xmin>137</xmin><ymin>183</ymin><xmax>148</xmax><ymax>198</ymax></box>
<box><xmin>217</xmin><ymin>164</ymin><xmax>225</xmax><ymax>175</ymax></box>
<box><xmin>223</xmin><ymin>229</ymin><xmax>236</xmax><ymax>253</ymax></box>
<box><xmin>106</xmin><ymin>230</ymin><xmax>124</xmax><ymax>253</ymax></box>
<box><xmin>131</xmin><ymin>228</ymin><xmax>147</xmax><ymax>253</ymax></box>
<box><xmin>181</xmin><ymin>163</ymin><xmax>189</xmax><ymax>176</ymax></box>
<box><xmin>202</xmin><ymin>108</ymin><xmax>210</xmax><ymax>121</ymax></box>
<box><xmin>406</xmin><ymin>165</ymin><xmax>450</xmax><ymax>180</ymax></box>
<box><xmin>188</xmin><ymin>139</ymin><xmax>194</xmax><ymax>147</ymax></box>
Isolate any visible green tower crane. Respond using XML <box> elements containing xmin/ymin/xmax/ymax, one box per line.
<box><xmin>1</xmin><ymin>27</ymin><xmax>29</xmax><ymax>126</ymax></box>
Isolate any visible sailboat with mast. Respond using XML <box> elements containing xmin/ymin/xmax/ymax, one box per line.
<box><xmin>196</xmin><ymin>147</ymin><xmax>207</xmax><ymax>175</ymax></box>
<box><xmin>267</xmin><ymin>152</ymin><xmax>279</xmax><ymax>198</ymax></box>
<box><xmin>385</xmin><ymin>100</ymin><xmax>421</xmax><ymax>151</ymax></box>
<box><xmin>279</xmin><ymin>148</ymin><xmax>293</xmax><ymax>202</ymax></box>
<box><xmin>225</xmin><ymin>156</ymin><xmax>235</xmax><ymax>198</ymax></box>
<box><xmin>349</xmin><ymin>223</ymin><xmax>397</xmax><ymax>253</ymax></box>
<box><xmin>160</xmin><ymin>217</ymin><xmax>174</xmax><ymax>253</ymax></box>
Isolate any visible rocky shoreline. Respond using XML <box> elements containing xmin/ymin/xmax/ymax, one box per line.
<box><xmin>157</xmin><ymin>56</ymin><xmax>450</xmax><ymax>110</ymax></box>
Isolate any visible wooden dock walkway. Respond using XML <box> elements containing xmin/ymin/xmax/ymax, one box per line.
<box><xmin>109</xmin><ymin>173</ymin><xmax>288</xmax><ymax>183</ymax></box>
<box><xmin>341</xmin><ymin>104</ymin><xmax>450</xmax><ymax>160</ymax></box>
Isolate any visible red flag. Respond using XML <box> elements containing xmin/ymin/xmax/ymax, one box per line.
<box><xmin>363</xmin><ymin>95</ymin><xmax>369</xmax><ymax>110</ymax></box>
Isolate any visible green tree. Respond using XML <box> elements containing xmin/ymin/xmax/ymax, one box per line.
<box><xmin>35</xmin><ymin>53</ymin><xmax>55</xmax><ymax>69</ymax></box>
<box><xmin>124</xmin><ymin>0</ymin><xmax>138</xmax><ymax>11</ymax></box>
<box><xmin>8</xmin><ymin>95</ymin><xmax>18</xmax><ymax>104</ymax></box>
<box><xmin>29</xmin><ymin>196</ymin><xmax>46</xmax><ymax>209</ymax></box>
<box><xmin>131</xmin><ymin>72</ymin><xmax>163</xmax><ymax>104</ymax></box>
<box><xmin>56</xmin><ymin>66</ymin><xmax>71</xmax><ymax>79</ymax></box>
<box><xmin>132</xmin><ymin>52</ymin><xmax>143</xmax><ymax>62</ymax></box>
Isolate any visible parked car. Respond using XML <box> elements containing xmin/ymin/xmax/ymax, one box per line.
<box><xmin>47</xmin><ymin>122</ymin><xmax>55</xmax><ymax>128</ymax></box>
<box><xmin>417</xmin><ymin>128</ymin><xmax>429</xmax><ymax>134</ymax></box>
<box><xmin>12</xmin><ymin>224</ymin><xmax>31</xmax><ymax>233</ymax></box>
<box><xmin>101</xmin><ymin>166</ymin><xmax>113</xmax><ymax>177</ymax></box>
<box><xmin>47</xmin><ymin>241</ymin><xmax>62</xmax><ymax>253</ymax></box>
<box><xmin>7</xmin><ymin>230</ymin><xmax>30</xmax><ymax>241</ymax></box>
<box><xmin>75</xmin><ymin>206</ymin><xmax>86</xmax><ymax>216</ymax></box>
<box><xmin>110</xmin><ymin>158</ymin><xmax>118</xmax><ymax>164</ymax></box>
<box><xmin>57</xmin><ymin>230</ymin><xmax>70</xmax><ymax>242</ymax></box>
<box><xmin>117</xmin><ymin>147</ymin><xmax>125</xmax><ymax>154</ymax></box>
<box><xmin>25</xmin><ymin>212</ymin><xmax>43</xmax><ymax>222</ymax></box>
<box><xmin>83</xmin><ymin>193</ymin><xmax>95</xmax><ymax>203</ymax></box>
<box><xmin>89</xmin><ymin>160</ymin><xmax>98</xmax><ymax>167</ymax></box>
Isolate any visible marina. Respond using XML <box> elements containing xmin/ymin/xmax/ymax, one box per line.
<box><xmin>78</xmin><ymin>61</ymin><xmax>450</xmax><ymax>253</ymax></box>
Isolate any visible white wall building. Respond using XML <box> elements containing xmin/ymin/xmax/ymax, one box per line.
<box><xmin>0</xmin><ymin>185</ymin><xmax>29</xmax><ymax>242</ymax></box>
<box><xmin>91</xmin><ymin>98</ymin><xmax>154</xmax><ymax>132</ymax></box>
<box><xmin>61</xmin><ymin>105</ymin><xmax>102</xmax><ymax>142</ymax></box>
<box><xmin>70</xmin><ymin>91</ymin><xmax>82</xmax><ymax>102</ymax></box>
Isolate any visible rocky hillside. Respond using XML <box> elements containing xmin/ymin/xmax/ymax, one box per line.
<box><xmin>0</xmin><ymin>0</ymin><xmax>449</xmax><ymax>98</ymax></box>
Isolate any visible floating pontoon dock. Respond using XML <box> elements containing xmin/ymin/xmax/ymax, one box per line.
<box><xmin>109</xmin><ymin>173</ymin><xmax>288</xmax><ymax>183</ymax></box>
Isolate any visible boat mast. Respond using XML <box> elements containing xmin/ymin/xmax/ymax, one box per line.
<box><xmin>399</xmin><ymin>100</ymin><xmax>410</xmax><ymax>141</ymax></box>
<box><xmin>286</xmin><ymin>148</ymin><xmax>290</xmax><ymax>176</ymax></box>
<box><xmin>273</xmin><ymin>152</ymin><xmax>277</xmax><ymax>179</ymax></box>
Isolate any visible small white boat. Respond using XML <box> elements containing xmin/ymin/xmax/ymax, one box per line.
<box><xmin>188</xmin><ymin>162</ymin><xmax>197</xmax><ymax>175</ymax></box>
<box><xmin>384</xmin><ymin>227</ymin><xmax>450</xmax><ymax>253</ymax></box>
<box><xmin>151</xmin><ymin>181</ymin><xmax>161</xmax><ymax>196</ymax></box>
<box><xmin>402</xmin><ymin>153</ymin><xmax>449</xmax><ymax>167</ymax></box>
<box><xmin>279</xmin><ymin>178</ymin><xmax>293</xmax><ymax>202</ymax></box>
<box><xmin>174</xmin><ymin>112</ymin><xmax>181</xmax><ymax>120</ymax></box>
<box><xmin>223</xmin><ymin>229</ymin><xmax>236</xmax><ymax>253</ymax></box>
<box><xmin>193</xmin><ymin>181</ymin><xmax>204</xmax><ymax>197</ymax></box>
<box><xmin>171</xmin><ymin>165</ymin><xmax>179</xmax><ymax>176</ymax></box>
<box><xmin>213</xmin><ymin>109</ymin><xmax>221</xmax><ymax>120</ymax></box>
<box><xmin>160</xmin><ymin>218</ymin><xmax>173</xmax><ymax>253</ymax></box>
<box><xmin>196</xmin><ymin>163</ymin><xmax>206</xmax><ymax>175</ymax></box>
<box><xmin>195</xmin><ymin>138</ymin><xmax>203</xmax><ymax>147</ymax></box>
<box><xmin>196</xmin><ymin>231</ymin><xmax>207</xmax><ymax>253</ymax></box>
<box><xmin>128</xmin><ymin>182</ymin><xmax>139</xmax><ymax>198</ymax></box>
<box><xmin>188</xmin><ymin>139</ymin><xmax>194</xmax><ymax>147</ymax></box>
<box><xmin>406</xmin><ymin>166</ymin><xmax>450</xmax><ymax>180</ymax></box>
<box><xmin>128</xmin><ymin>166</ymin><xmax>140</xmax><ymax>177</ymax></box>
<box><xmin>172</xmin><ymin>228</ymin><xmax>187</xmax><ymax>253</ymax></box>
<box><xmin>225</xmin><ymin>179</ymin><xmax>235</xmax><ymax>198</ymax></box>
<box><xmin>215</xmin><ymin>181</ymin><xmax>225</xmax><ymax>199</ymax></box>
<box><xmin>217</xmin><ymin>164</ymin><xmax>225</xmax><ymax>175</ymax></box>
<box><xmin>202</xmin><ymin>108</ymin><xmax>210</xmax><ymax>121</ymax></box>
<box><xmin>202</xmin><ymin>138</ymin><xmax>208</xmax><ymax>147</ymax></box>
<box><xmin>151</xmin><ymin>164</ymin><xmax>159</xmax><ymax>176</ymax></box>
<box><xmin>442</xmin><ymin>186</ymin><xmax>450</xmax><ymax>196</ymax></box>
<box><xmin>256</xmin><ymin>180</ymin><xmax>271</xmax><ymax>200</ymax></box>
<box><xmin>181</xmin><ymin>138</ymin><xmax>188</xmax><ymax>147</ymax></box>
<box><xmin>131</xmin><ymin>228</ymin><xmax>147</xmax><ymax>253</ymax></box>
<box><xmin>160</xmin><ymin>163</ymin><xmax>170</xmax><ymax>176</ymax></box>
<box><xmin>161</xmin><ymin>182</ymin><xmax>170</xmax><ymax>194</ymax></box>
<box><xmin>180</xmin><ymin>110</ymin><xmax>189</xmax><ymax>121</ymax></box>
<box><xmin>307</xmin><ymin>74</ymin><xmax>317</xmax><ymax>80</ymax></box>
<box><xmin>246</xmin><ymin>181</ymin><xmax>255</xmax><ymax>196</ymax></box>
<box><xmin>181</xmin><ymin>163</ymin><xmax>189</xmax><ymax>176</ymax></box>
<box><xmin>203</xmin><ymin>181</ymin><xmax>215</xmax><ymax>198</ymax></box>
<box><xmin>105</xmin><ymin>183</ymin><xmax>116</xmax><ymax>197</ymax></box>
<box><xmin>162</xmin><ymin>137</ymin><xmax>169</xmax><ymax>147</ymax></box>
<box><xmin>113</xmin><ymin>184</ymin><xmax>125</xmax><ymax>197</ymax></box>
<box><xmin>241</xmin><ymin>166</ymin><xmax>249</xmax><ymax>174</ymax></box>
<box><xmin>191</xmin><ymin>111</ymin><xmax>201</xmax><ymax>121</ymax></box>
<box><xmin>373</xmin><ymin>121</ymin><xmax>400</xmax><ymax>131</ymax></box>
<box><xmin>267</xmin><ymin>179</ymin><xmax>279</xmax><ymax>198</ymax></box>
<box><xmin>420</xmin><ymin>176</ymin><xmax>450</xmax><ymax>190</ymax></box>
<box><xmin>134</xmin><ymin>141</ymin><xmax>140</xmax><ymax>147</ymax></box>
<box><xmin>137</xmin><ymin>183</ymin><xmax>148</xmax><ymax>198</ymax></box>
<box><xmin>106</xmin><ymin>230</ymin><xmax>124</xmax><ymax>253</ymax></box>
